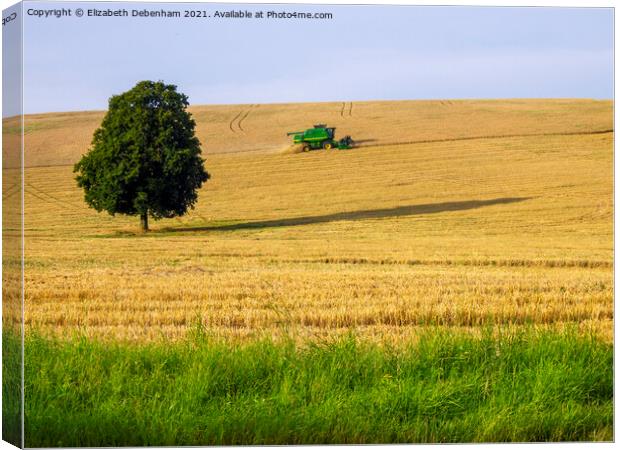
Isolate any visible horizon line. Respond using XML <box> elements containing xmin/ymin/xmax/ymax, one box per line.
<box><xmin>3</xmin><ymin>96</ymin><xmax>613</xmax><ymax>119</ymax></box>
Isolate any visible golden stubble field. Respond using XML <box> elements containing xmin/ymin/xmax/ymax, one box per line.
<box><xmin>3</xmin><ymin>99</ymin><xmax>613</xmax><ymax>343</ymax></box>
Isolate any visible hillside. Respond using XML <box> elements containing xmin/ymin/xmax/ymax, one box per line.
<box><xmin>2</xmin><ymin>98</ymin><xmax>611</xmax><ymax>342</ymax></box>
<box><xmin>8</xmin><ymin>98</ymin><xmax>614</xmax><ymax>168</ymax></box>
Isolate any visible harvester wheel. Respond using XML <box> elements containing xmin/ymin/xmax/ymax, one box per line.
<box><xmin>302</xmin><ymin>144</ymin><xmax>310</xmax><ymax>152</ymax></box>
<box><xmin>323</xmin><ymin>141</ymin><xmax>333</xmax><ymax>150</ymax></box>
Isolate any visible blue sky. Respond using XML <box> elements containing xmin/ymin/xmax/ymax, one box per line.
<box><xmin>9</xmin><ymin>2</ymin><xmax>616</xmax><ymax>114</ymax></box>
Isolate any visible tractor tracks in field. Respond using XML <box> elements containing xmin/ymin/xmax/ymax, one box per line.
<box><xmin>2</xmin><ymin>183</ymin><xmax>19</xmax><ymax>200</ymax></box>
<box><xmin>238</xmin><ymin>105</ymin><xmax>258</xmax><ymax>131</ymax></box>
<box><xmin>25</xmin><ymin>182</ymin><xmax>83</xmax><ymax>211</ymax></box>
<box><xmin>229</xmin><ymin>104</ymin><xmax>258</xmax><ymax>133</ymax></box>
<box><xmin>23</xmin><ymin>184</ymin><xmax>56</xmax><ymax>207</ymax></box>
<box><xmin>357</xmin><ymin>129</ymin><xmax>614</xmax><ymax>150</ymax></box>
<box><xmin>228</xmin><ymin>111</ymin><xmax>243</xmax><ymax>133</ymax></box>
<box><xmin>340</xmin><ymin>102</ymin><xmax>353</xmax><ymax>118</ymax></box>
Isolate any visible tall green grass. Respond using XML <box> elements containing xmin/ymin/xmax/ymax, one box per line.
<box><xmin>2</xmin><ymin>330</ymin><xmax>22</xmax><ymax>447</ymax></box>
<box><xmin>23</xmin><ymin>328</ymin><xmax>612</xmax><ymax>446</ymax></box>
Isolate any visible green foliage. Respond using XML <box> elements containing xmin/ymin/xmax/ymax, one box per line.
<box><xmin>24</xmin><ymin>329</ymin><xmax>612</xmax><ymax>446</ymax></box>
<box><xmin>74</xmin><ymin>81</ymin><xmax>209</xmax><ymax>227</ymax></box>
<box><xmin>2</xmin><ymin>331</ymin><xmax>22</xmax><ymax>447</ymax></box>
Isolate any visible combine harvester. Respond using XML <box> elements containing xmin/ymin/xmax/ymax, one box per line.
<box><xmin>287</xmin><ymin>124</ymin><xmax>354</xmax><ymax>151</ymax></box>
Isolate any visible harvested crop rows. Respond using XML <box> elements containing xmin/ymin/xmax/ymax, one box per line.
<box><xmin>18</xmin><ymin>98</ymin><xmax>612</xmax><ymax>167</ymax></box>
<box><xmin>12</xmin><ymin>99</ymin><xmax>612</xmax><ymax>343</ymax></box>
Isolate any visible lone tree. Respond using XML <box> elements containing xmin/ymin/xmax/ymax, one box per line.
<box><xmin>74</xmin><ymin>81</ymin><xmax>209</xmax><ymax>231</ymax></box>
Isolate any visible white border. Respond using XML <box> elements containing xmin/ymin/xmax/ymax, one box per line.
<box><xmin>0</xmin><ymin>1</ymin><xmax>616</xmax><ymax>450</ymax></box>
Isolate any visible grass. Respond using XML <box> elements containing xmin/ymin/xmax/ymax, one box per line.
<box><xmin>2</xmin><ymin>331</ymin><xmax>22</xmax><ymax>447</ymax></box>
<box><xmin>22</xmin><ymin>327</ymin><xmax>612</xmax><ymax>446</ymax></box>
<box><xmin>2</xmin><ymin>99</ymin><xmax>613</xmax><ymax>444</ymax></box>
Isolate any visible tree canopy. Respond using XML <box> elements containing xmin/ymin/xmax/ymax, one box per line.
<box><xmin>74</xmin><ymin>81</ymin><xmax>210</xmax><ymax>231</ymax></box>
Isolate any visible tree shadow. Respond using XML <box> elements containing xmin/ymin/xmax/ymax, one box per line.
<box><xmin>165</xmin><ymin>197</ymin><xmax>532</xmax><ymax>233</ymax></box>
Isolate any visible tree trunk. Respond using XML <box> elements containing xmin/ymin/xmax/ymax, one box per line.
<box><xmin>140</xmin><ymin>212</ymin><xmax>149</xmax><ymax>232</ymax></box>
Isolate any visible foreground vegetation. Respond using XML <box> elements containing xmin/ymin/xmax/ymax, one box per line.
<box><xmin>2</xmin><ymin>331</ymin><xmax>21</xmax><ymax>446</ymax></box>
<box><xmin>2</xmin><ymin>100</ymin><xmax>612</xmax><ymax>444</ymax></box>
<box><xmin>23</xmin><ymin>328</ymin><xmax>612</xmax><ymax>446</ymax></box>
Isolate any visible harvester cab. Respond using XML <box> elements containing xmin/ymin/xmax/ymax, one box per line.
<box><xmin>287</xmin><ymin>124</ymin><xmax>354</xmax><ymax>152</ymax></box>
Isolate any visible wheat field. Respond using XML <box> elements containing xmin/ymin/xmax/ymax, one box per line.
<box><xmin>2</xmin><ymin>99</ymin><xmax>613</xmax><ymax>343</ymax></box>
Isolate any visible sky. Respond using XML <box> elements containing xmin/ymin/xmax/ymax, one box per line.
<box><xmin>3</xmin><ymin>1</ymin><xmax>615</xmax><ymax>115</ymax></box>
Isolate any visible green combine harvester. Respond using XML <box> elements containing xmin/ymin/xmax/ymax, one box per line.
<box><xmin>287</xmin><ymin>124</ymin><xmax>354</xmax><ymax>151</ymax></box>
